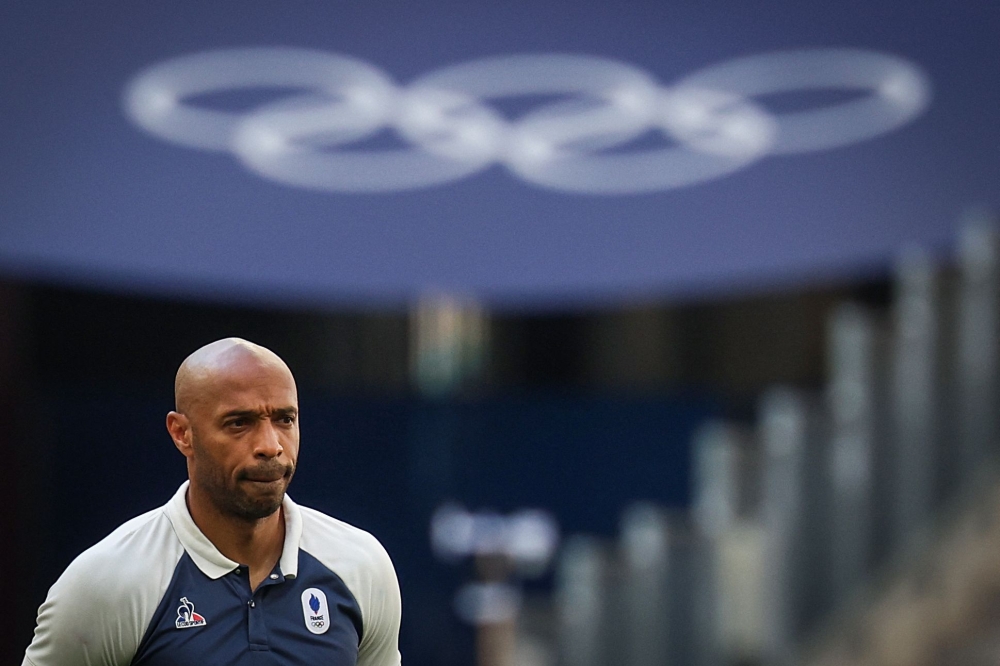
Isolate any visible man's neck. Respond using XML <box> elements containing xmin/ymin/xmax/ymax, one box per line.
<box><xmin>185</xmin><ymin>487</ymin><xmax>286</xmax><ymax>590</ymax></box>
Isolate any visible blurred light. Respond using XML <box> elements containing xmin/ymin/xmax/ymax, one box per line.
<box><xmin>431</xmin><ymin>504</ymin><xmax>560</xmax><ymax>575</ymax></box>
<box><xmin>453</xmin><ymin>582</ymin><xmax>522</xmax><ymax>625</ymax></box>
<box><xmin>410</xmin><ymin>295</ymin><xmax>488</xmax><ymax>396</ymax></box>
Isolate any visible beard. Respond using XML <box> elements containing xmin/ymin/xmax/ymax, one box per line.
<box><xmin>192</xmin><ymin>447</ymin><xmax>296</xmax><ymax>522</ymax></box>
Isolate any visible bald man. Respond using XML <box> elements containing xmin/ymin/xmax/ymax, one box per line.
<box><xmin>24</xmin><ymin>338</ymin><xmax>402</xmax><ymax>666</ymax></box>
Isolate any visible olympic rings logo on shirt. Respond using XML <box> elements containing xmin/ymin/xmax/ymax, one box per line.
<box><xmin>123</xmin><ymin>48</ymin><xmax>931</xmax><ymax>194</ymax></box>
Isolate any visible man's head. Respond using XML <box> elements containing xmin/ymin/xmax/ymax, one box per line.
<box><xmin>166</xmin><ymin>338</ymin><xmax>299</xmax><ymax>522</ymax></box>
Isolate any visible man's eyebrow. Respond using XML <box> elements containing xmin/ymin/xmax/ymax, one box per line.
<box><xmin>219</xmin><ymin>409</ymin><xmax>260</xmax><ymax>420</ymax></box>
<box><xmin>219</xmin><ymin>407</ymin><xmax>298</xmax><ymax>419</ymax></box>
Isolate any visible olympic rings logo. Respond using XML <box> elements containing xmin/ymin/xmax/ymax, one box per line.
<box><xmin>123</xmin><ymin>48</ymin><xmax>931</xmax><ymax>194</ymax></box>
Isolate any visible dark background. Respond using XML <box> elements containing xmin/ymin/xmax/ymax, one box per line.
<box><xmin>1</xmin><ymin>275</ymin><xmax>892</xmax><ymax>664</ymax></box>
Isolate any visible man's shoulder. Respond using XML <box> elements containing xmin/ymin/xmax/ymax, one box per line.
<box><xmin>293</xmin><ymin>504</ymin><xmax>402</xmax><ymax>665</ymax></box>
<box><xmin>297</xmin><ymin>504</ymin><xmax>389</xmax><ymax>560</ymax></box>
<box><xmin>295</xmin><ymin>504</ymin><xmax>397</xmax><ymax>590</ymax></box>
<box><xmin>60</xmin><ymin>503</ymin><xmax>183</xmax><ymax>591</ymax></box>
<box><xmin>24</xmin><ymin>502</ymin><xmax>187</xmax><ymax>666</ymax></box>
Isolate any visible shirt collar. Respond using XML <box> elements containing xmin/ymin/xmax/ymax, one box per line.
<box><xmin>163</xmin><ymin>481</ymin><xmax>302</xmax><ymax>580</ymax></box>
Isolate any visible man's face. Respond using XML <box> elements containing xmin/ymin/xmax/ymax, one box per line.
<box><xmin>184</xmin><ymin>358</ymin><xmax>299</xmax><ymax>521</ymax></box>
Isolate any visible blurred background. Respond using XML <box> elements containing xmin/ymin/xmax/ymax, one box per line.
<box><xmin>3</xmin><ymin>1</ymin><xmax>1000</xmax><ymax>664</ymax></box>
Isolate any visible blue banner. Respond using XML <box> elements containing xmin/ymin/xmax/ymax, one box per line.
<box><xmin>2</xmin><ymin>1</ymin><xmax>996</xmax><ymax>308</ymax></box>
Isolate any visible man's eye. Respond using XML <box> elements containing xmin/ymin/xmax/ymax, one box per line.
<box><xmin>228</xmin><ymin>419</ymin><xmax>249</xmax><ymax>428</ymax></box>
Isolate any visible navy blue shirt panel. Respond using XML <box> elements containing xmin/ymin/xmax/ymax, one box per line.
<box><xmin>132</xmin><ymin>551</ymin><xmax>362</xmax><ymax>666</ymax></box>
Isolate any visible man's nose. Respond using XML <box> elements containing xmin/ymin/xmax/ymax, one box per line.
<box><xmin>254</xmin><ymin>422</ymin><xmax>284</xmax><ymax>458</ymax></box>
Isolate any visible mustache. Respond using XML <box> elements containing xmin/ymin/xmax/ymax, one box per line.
<box><xmin>238</xmin><ymin>461</ymin><xmax>295</xmax><ymax>482</ymax></box>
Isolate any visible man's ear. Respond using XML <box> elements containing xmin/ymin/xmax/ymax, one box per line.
<box><xmin>166</xmin><ymin>411</ymin><xmax>193</xmax><ymax>458</ymax></box>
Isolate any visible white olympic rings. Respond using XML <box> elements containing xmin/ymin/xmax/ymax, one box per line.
<box><xmin>122</xmin><ymin>48</ymin><xmax>931</xmax><ymax>194</ymax></box>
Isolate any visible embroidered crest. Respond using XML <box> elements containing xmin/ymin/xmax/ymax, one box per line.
<box><xmin>301</xmin><ymin>588</ymin><xmax>330</xmax><ymax>634</ymax></box>
<box><xmin>175</xmin><ymin>597</ymin><xmax>207</xmax><ymax>629</ymax></box>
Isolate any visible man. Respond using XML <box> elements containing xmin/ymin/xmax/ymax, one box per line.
<box><xmin>23</xmin><ymin>338</ymin><xmax>402</xmax><ymax>666</ymax></box>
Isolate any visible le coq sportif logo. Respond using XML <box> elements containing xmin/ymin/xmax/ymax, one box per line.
<box><xmin>123</xmin><ymin>48</ymin><xmax>931</xmax><ymax>195</ymax></box>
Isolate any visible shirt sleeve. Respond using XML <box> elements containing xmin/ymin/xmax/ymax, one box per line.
<box><xmin>356</xmin><ymin>539</ymin><xmax>403</xmax><ymax>666</ymax></box>
<box><xmin>22</xmin><ymin>548</ymin><xmax>144</xmax><ymax>666</ymax></box>
<box><xmin>23</xmin><ymin>510</ymin><xmax>180</xmax><ymax>666</ymax></box>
